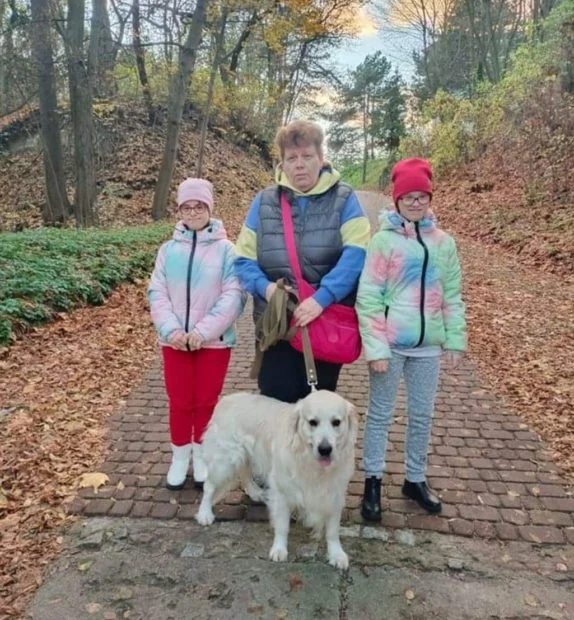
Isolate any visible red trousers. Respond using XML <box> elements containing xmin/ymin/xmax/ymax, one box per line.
<box><xmin>162</xmin><ymin>346</ymin><xmax>231</xmax><ymax>446</ymax></box>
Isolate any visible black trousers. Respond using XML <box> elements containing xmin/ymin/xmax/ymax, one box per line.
<box><xmin>257</xmin><ymin>340</ymin><xmax>342</xmax><ymax>403</ymax></box>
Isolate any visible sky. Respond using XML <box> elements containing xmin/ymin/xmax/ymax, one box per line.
<box><xmin>305</xmin><ymin>6</ymin><xmax>421</xmax><ymax>154</ymax></box>
<box><xmin>334</xmin><ymin>6</ymin><xmax>420</xmax><ymax>78</ymax></box>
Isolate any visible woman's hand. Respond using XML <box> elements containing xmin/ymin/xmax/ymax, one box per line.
<box><xmin>369</xmin><ymin>360</ymin><xmax>389</xmax><ymax>373</ymax></box>
<box><xmin>294</xmin><ymin>298</ymin><xmax>323</xmax><ymax>327</ymax></box>
<box><xmin>444</xmin><ymin>351</ymin><xmax>464</xmax><ymax>369</ymax></box>
<box><xmin>168</xmin><ymin>330</ymin><xmax>188</xmax><ymax>351</ymax></box>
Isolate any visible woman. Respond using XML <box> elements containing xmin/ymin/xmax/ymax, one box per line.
<box><xmin>235</xmin><ymin>120</ymin><xmax>370</xmax><ymax>403</ymax></box>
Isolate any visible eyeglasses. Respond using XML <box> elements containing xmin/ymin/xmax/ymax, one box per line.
<box><xmin>400</xmin><ymin>194</ymin><xmax>431</xmax><ymax>207</ymax></box>
<box><xmin>180</xmin><ymin>204</ymin><xmax>207</xmax><ymax>214</ymax></box>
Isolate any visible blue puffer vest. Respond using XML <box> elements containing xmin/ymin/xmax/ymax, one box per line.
<box><xmin>253</xmin><ymin>183</ymin><xmax>354</xmax><ymax>320</ymax></box>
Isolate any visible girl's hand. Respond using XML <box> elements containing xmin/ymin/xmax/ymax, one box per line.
<box><xmin>444</xmin><ymin>351</ymin><xmax>464</xmax><ymax>369</ymax></box>
<box><xmin>187</xmin><ymin>331</ymin><xmax>202</xmax><ymax>351</ymax></box>
<box><xmin>294</xmin><ymin>298</ymin><xmax>323</xmax><ymax>327</ymax></box>
<box><xmin>168</xmin><ymin>330</ymin><xmax>188</xmax><ymax>351</ymax></box>
<box><xmin>370</xmin><ymin>360</ymin><xmax>389</xmax><ymax>373</ymax></box>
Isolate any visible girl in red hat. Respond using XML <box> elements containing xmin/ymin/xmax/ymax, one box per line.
<box><xmin>356</xmin><ymin>158</ymin><xmax>467</xmax><ymax>520</ymax></box>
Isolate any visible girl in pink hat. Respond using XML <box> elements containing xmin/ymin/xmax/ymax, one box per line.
<box><xmin>148</xmin><ymin>178</ymin><xmax>245</xmax><ymax>489</ymax></box>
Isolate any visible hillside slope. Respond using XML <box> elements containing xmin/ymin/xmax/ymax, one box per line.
<box><xmin>0</xmin><ymin>105</ymin><xmax>272</xmax><ymax>238</ymax></box>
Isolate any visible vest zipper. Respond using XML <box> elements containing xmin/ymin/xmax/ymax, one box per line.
<box><xmin>184</xmin><ymin>231</ymin><xmax>198</xmax><ymax>334</ymax></box>
<box><xmin>414</xmin><ymin>222</ymin><xmax>429</xmax><ymax>347</ymax></box>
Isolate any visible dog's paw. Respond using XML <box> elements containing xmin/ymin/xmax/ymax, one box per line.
<box><xmin>269</xmin><ymin>544</ymin><xmax>288</xmax><ymax>562</ymax></box>
<box><xmin>328</xmin><ymin>548</ymin><xmax>349</xmax><ymax>570</ymax></box>
<box><xmin>195</xmin><ymin>507</ymin><xmax>215</xmax><ymax>526</ymax></box>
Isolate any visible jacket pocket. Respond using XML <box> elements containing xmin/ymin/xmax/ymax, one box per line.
<box><xmin>424</xmin><ymin>310</ymin><xmax>447</xmax><ymax>347</ymax></box>
<box><xmin>385</xmin><ymin>303</ymin><xmax>421</xmax><ymax>349</ymax></box>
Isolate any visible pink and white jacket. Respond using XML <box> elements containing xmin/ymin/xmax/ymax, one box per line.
<box><xmin>148</xmin><ymin>219</ymin><xmax>245</xmax><ymax>348</ymax></box>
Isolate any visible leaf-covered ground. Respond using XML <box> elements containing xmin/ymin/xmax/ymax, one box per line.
<box><xmin>1</xmin><ymin>225</ymin><xmax>573</xmax><ymax>617</ymax></box>
<box><xmin>0</xmin><ymin>284</ymin><xmax>157</xmax><ymax>618</ymax></box>
<box><xmin>458</xmin><ymin>238</ymin><xmax>574</xmax><ymax>478</ymax></box>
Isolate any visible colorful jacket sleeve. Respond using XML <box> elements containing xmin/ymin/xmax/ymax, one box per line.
<box><xmin>313</xmin><ymin>191</ymin><xmax>371</xmax><ymax>308</ymax></box>
<box><xmin>193</xmin><ymin>242</ymin><xmax>246</xmax><ymax>342</ymax></box>
<box><xmin>234</xmin><ymin>193</ymin><xmax>272</xmax><ymax>300</ymax></box>
<box><xmin>442</xmin><ymin>236</ymin><xmax>467</xmax><ymax>351</ymax></box>
<box><xmin>147</xmin><ymin>243</ymin><xmax>183</xmax><ymax>341</ymax></box>
<box><xmin>356</xmin><ymin>231</ymin><xmax>392</xmax><ymax>361</ymax></box>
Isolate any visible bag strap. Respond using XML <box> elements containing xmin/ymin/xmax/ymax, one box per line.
<box><xmin>280</xmin><ymin>193</ymin><xmax>317</xmax><ymax>391</ymax></box>
<box><xmin>250</xmin><ymin>278</ymin><xmax>298</xmax><ymax>379</ymax></box>
<box><xmin>301</xmin><ymin>325</ymin><xmax>318</xmax><ymax>391</ymax></box>
<box><xmin>280</xmin><ymin>192</ymin><xmax>304</xmax><ymax>286</ymax></box>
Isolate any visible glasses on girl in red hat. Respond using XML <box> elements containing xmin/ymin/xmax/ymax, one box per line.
<box><xmin>399</xmin><ymin>193</ymin><xmax>431</xmax><ymax>207</ymax></box>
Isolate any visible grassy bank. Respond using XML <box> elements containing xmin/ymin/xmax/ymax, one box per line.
<box><xmin>339</xmin><ymin>159</ymin><xmax>388</xmax><ymax>190</ymax></box>
<box><xmin>0</xmin><ymin>224</ymin><xmax>171</xmax><ymax>346</ymax></box>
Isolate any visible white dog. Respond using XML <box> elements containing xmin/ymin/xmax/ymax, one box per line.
<box><xmin>195</xmin><ymin>390</ymin><xmax>357</xmax><ymax>569</ymax></box>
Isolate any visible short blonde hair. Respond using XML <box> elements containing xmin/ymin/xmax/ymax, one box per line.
<box><xmin>274</xmin><ymin>120</ymin><xmax>324</xmax><ymax>161</ymax></box>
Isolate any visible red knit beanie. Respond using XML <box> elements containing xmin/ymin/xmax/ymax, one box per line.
<box><xmin>391</xmin><ymin>158</ymin><xmax>433</xmax><ymax>203</ymax></box>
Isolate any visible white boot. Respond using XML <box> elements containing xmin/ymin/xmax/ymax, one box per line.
<box><xmin>192</xmin><ymin>442</ymin><xmax>208</xmax><ymax>486</ymax></box>
<box><xmin>166</xmin><ymin>443</ymin><xmax>192</xmax><ymax>490</ymax></box>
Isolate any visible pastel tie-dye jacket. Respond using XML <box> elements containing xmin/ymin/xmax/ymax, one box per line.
<box><xmin>148</xmin><ymin>219</ymin><xmax>245</xmax><ymax>348</ymax></box>
<box><xmin>356</xmin><ymin>210</ymin><xmax>466</xmax><ymax>361</ymax></box>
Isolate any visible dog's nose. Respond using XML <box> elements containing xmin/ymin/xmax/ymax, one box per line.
<box><xmin>318</xmin><ymin>442</ymin><xmax>332</xmax><ymax>457</ymax></box>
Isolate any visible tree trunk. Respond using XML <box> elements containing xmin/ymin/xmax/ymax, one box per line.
<box><xmin>30</xmin><ymin>0</ymin><xmax>71</xmax><ymax>225</ymax></box>
<box><xmin>197</xmin><ymin>9</ymin><xmax>227</xmax><ymax>177</ymax></box>
<box><xmin>66</xmin><ymin>0</ymin><xmax>98</xmax><ymax>227</ymax></box>
<box><xmin>0</xmin><ymin>0</ymin><xmax>7</xmax><ymax>114</ymax></box>
<box><xmin>151</xmin><ymin>0</ymin><xmax>209</xmax><ymax>220</ymax></box>
<box><xmin>220</xmin><ymin>9</ymin><xmax>259</xmax><ymax>86</ymax></box>
<box><xmin>362</xmin><ymin>94</ymin><xmax>369</xmax><ymax>184</ymax></box>
<box><xmin>1</xmin><ymin>0</ymin><xmax>15</xmax><ymax>114</ymax></box>
<box><xmin>562</xmin><ymin>17</ymin><xmax>574</xmax><ymax>93</ymax></box>
<box><xmin>88</xmin><ymin>0</ymin><xmax>116</xmax><ymax>99</ymax></box>
<box><xmin>132</xmin><ymin>0</ymin><xmax>155</xmax><ymax>123</ymax></box>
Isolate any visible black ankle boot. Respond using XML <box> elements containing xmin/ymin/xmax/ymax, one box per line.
<box><xmin>402</xmin><ymin>480</ymin><xmax>442</xmax><ymax>514</ymax></box>
<box><xmin>361</xmin><ymin>476</ymin><xmax>382</xmax><ymax>522</ymax></box>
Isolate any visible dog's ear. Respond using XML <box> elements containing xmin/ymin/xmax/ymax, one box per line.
<box><xmin>344</xmin><ymin>400</ymin><xmax>358</xmax><ymax>447</ymax></box>
<box><xmin>289</xmin><ymin>401</ymin><xmax>305</xmax><ymax>452</ymax></box>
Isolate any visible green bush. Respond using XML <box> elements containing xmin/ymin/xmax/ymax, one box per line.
<box><xmin>400</xmin><ymin>0</ymin><xmax>574</xmax><ymax>175</ymax></box>
<box><xmin>0</xmin><ymin>224</ymin><xmax>171</xmax><ymax>346</ymax></box>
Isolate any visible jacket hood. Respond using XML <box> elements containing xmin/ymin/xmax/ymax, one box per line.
<box><xmin>172</xmin><ymin>218</ymin><xmax>228</xmax><ymax>244</ymax></box>
<box><xmin>275</xmin><ymin>162</ymin><xmax>341</xmax><ymax>196</ymax></box>
<box><xmin>379</xmin><ymin>209</ymin><xmax>437</xmax><ymax>234</ymax></box>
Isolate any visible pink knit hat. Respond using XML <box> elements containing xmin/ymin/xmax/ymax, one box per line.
<box><xmin>176</xmin><ymin>178</ymin><xmax>214</xmax><ymax>212</ymax></box>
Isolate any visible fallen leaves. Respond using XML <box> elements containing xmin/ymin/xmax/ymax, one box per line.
<box><xmin>451</xmin><ymin>238</ymin><xmax>574</xmax><ymax>481</ymax></box>
<box><xmin>78</xmin><ymin>473</ymin><xmax>110</xmax><ymax>492</ymax></box>
<box><xmin>85</xmin><ymin>602</ymin><xmax>103</xmax><ymax>615</ymax></box>
<box><xmin>524</xmin><ymin>593</ymin><xmax>540</xmax><ymax>607</ymax></box>
<box><xmin>0</xmin><ymin>104</ymin><xmax>271</xmax><ymax>235</ymax></box>
<box><xmin>0</xmin><ymin>284</ymin><xmax>158</xmax><ymax>618</ymax></box>
<box><xmin>288</xmin><ymin>574</ymin><xmax>304</xmax><ymax>592</ymax></box>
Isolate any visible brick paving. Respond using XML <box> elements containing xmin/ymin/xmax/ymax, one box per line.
<box><xmin>69</xmin><ymin>304</ymin><xmax>574</xmax><ymax>545</ymax></box>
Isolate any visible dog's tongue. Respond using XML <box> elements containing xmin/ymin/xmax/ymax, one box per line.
<box><xmin>319</xmin><ymin>456</ymin><xmax>332</xmax><ymax>468</ymax></box>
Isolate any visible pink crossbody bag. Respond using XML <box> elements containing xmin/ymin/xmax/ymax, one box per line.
<box><xmin>280</xmin><ymin>192</ymin><xmax>362</xmax><ymax>365</ymax></box>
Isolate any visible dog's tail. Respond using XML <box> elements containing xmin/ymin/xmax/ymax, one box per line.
<box><xmin>243</xmin><ymin>476</ymin><xmax>267</xmax><ymax>504</ymax></box>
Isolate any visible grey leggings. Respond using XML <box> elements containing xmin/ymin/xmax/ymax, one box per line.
<box><xmin>363</xmin><ymin>353</ymin><xmax>441</xmax><ymax>483</ymax></box>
